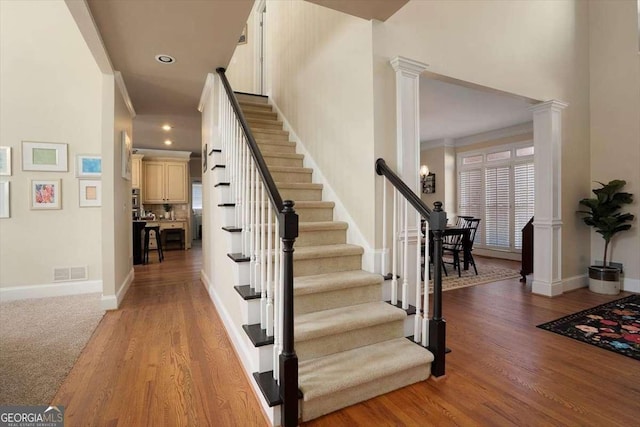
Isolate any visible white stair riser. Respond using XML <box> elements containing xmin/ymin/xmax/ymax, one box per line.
<box><xmin>212</xmin><ymin>167</ymin><xmax>226</xmax><ymax>184</ymax></box>
<box><xmin>211</xmin><ymin>151</ymin><xmax>225</xmax><ymax>165</ymax></box>
<box><xmin>241</xmin><ymin>297</ymin><xmax>262</xmax><ymax>325</ymax></box>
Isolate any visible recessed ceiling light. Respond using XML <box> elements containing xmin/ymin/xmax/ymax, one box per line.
<box><xmin>155</xmin><ymin>54</ymin><xmax>176</xmax><ymax>64</ymax></box>
<box><xmin>164</xmin><ymin>140</ymin><xmax>173</xmax><ymax>146</ymax></box>
<box><xmin>162</xmin><ymin>124</ymin><xmax>172</xmax><ymax>131</ymax></box>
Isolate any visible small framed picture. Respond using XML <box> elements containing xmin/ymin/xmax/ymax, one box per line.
<box><xmin>22</xmin><ymin>141</ymin><xmax>68</xmax><ymax>172</ymax></box>
<box><xmin>76</xmin><ymin>154</ymin><xmax>102</xmax><ymax>178</ymax></box>
<box><xmin>202</xmin><ymin>144</ymin><xmax>208</xmax><ymax>173</ymax></box>
<box><xmin>121</xmin><ymin>131</ymin><xmax>132</xmax><ymax>181</ymax></box>
<box><xmin>238</xmin><ymin>24</ymin><xmax>247</xmax><ymax>45</ymax></box>
<box><xmin>0</xmin><ymin>147</ymin><xmax>11</xmax><ymax>176</ymax></box>
<box><xmin>79</xmin><ymin>179</ymin><xmax>101</xmax><ymax>207</ymax></box>
<box><xmin>31</xmin><ymin>179</ymin><xmax>61</xmax><ymax>210</ymax></box>
<box><xmin>0</xmin><ymin>181</ymin><xmax>9</xmax><ymax>218</ymax></box>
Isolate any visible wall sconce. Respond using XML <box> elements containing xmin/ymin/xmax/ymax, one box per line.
<box><xmin>420</xmin><ymin>164</ymin><xmax>435</xmax><ymax>194</ymax></box>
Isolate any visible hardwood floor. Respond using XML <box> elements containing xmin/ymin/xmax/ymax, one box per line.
<box><xmin>54</xmin><ymin>251</ymin><xmax>639</xmax><ymax>426</ymax></box>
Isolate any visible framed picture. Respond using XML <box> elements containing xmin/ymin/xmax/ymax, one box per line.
<box><xmin>31</xmin><ymin>179</ymin><xmax>61</xmax><ymax>210</ymax></box>
<box><xmin>202</xmin><ymin>144</ymin><xmax>208</xmax><ymax>173</ymax></box>
<box><xmin>121</xmin><ymin>131</ymin><xmax>132</xmax><ymax>181</ymax></box>
<box><xmin>0</xmin><ymin>147</ymin><xmax>11</xmax><ymax>176</ymax></box>
<box><xmin>421</xmin><ymin>173</ymin><xmax>436</xmax><ymax>194</ymax></box>
<box><xmin>76</xmin><ymin>154</ymin><xmax>102</xmax><ymax>178</ymax></box>
<box><xmin>22</xmin><ymin>141</ymin><xmax>68</xmax><ymax>172</ymax></box>
<box><xmin>79</xmin><ymin>179</ymin><xmax>101</xmax><ymax>207</ymax></box>
<box><xmin>0</xmin><ymin>181</ymin><xmax>9</xmax><ymax>218</ymax></box>
<box><xmin>238</xmin><ymin>24</ymin><xmax>247</xmax><ymax>45</ymax></box>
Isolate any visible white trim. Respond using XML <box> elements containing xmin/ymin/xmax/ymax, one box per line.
<box><xmin>420</xmin><ymin>137</ymin><xmax>455</xmax><ymax>150</ymax></box>
<box><xmin>198</xmin><ymin>73</ymin><xmax>215</xmax><ymax>113</ymax></box>
<box><xmin>114</xmin><ymin>72</ymin><xmax>136</xmax><ymax>118</ymax></box>
<box><xmin>622</xmin><ymin>277</ymin><xmax>640</xmax><ymax>293</ymax></box>
<box><xmin>64</xmin><ymin>0</ymin><xmax>113</xmax><ymax>74</ymax></box>
<box><xmin>390</xmin><ymin>56</ymin><xmax>429</xmax><ymax>77</ymax></box>
<box><xmin>269</xmin><ymin>100</ymin><xmax>377</xmax><ymax>272</ymax></box>
<box><xmin>474</xmin><ymin>248</ymin><xmax>521</xmax><ymax>261</ymax></box>
<box><xmin>0</xmin><ymin>279</ymin><xmax>102</xmax><ymax>302</ymax></box>
<box><xmin>101</xmin><ymin>267</ymin><xmax>134</xmax><ymax>310</ymax></box>
<box><xmin>253</xmin><ymin>0</ymin><xmax>267</xmax><ymax>95</ymax></box>
<box><xmin>200</xmin><ymin>270</ymin><xmax>279</xmax><ymax>426</ymax></box>
<box><xmin>562</xmin><ymin>274</ymin><xmax>588</xmax><ymax>293</ymax></box>
<box><xmin>134</xmin><ymin>148</ymin><xmax>192</xmax><ymax>160</ymax></box>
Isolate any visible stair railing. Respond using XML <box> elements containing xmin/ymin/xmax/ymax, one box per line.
<box><xmin>375</xmin><ymin>158</ymin><xmax>447</xmax><ymax>377</ymax></box>
<box><xmin>216</xmin><ymin>68</ymin><xmax>299</xmax><ymax>426</ymax></box>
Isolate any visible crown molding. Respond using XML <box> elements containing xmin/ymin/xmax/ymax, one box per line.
<box><xmin>114</xmin><ymin>72</ymin><xmax>136</xmax><ymax>118</ymax></box>
<box><xmin>65</xmin><ymin>0</ymin><xmax>113</xmax><ymax>74</ymax></box>
<box><xmin>420</xmin><ymin>122</ymin><xmax>533</xmax><ymax>150</ymax></box>
<box><xmin>134</xmin><ymin>148</ymin><xmax>191</xmax><ymax>160</ymax></box>
<box><xmin>530</xmin><ymin>99</ymin><xmax>569</xmax><ymax>113</ymax></box>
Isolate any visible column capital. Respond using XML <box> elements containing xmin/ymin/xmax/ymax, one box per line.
<box><xmin>390</xmin><ymin>56</ymin><xmax>429</xmax><ymax>77</ymax></box>
<box><xmin>530</xmin><ymin>99</ymin><xmax>569</xmax><ymax>114</ymax></box>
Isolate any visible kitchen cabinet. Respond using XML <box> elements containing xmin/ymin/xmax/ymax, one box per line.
<box><xmin>142</xmin><ymin>160</ymin><xmax>188</xmax><ymax>203</ymax></box>
<box><xmin>132</xmin><ymin>154</ymin><xmax>144</xmax><ymax>189</ymax></box>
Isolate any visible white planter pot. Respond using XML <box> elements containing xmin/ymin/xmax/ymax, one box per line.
<box><xmin>588</xmin><ymin>266</ymin><xmax>620</xmax><ymax>295</ymax></box>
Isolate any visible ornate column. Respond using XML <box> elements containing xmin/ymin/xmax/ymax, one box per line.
<box><xmin>530</xmin><ymin>100</ymin><xmax>568</xmax><ymax>297</ymax></box>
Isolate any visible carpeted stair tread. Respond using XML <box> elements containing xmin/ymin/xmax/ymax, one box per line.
<box><xmin>293</xmin><ymin>244</ymin><xmax>363</xmax><ymax>261</ymax></box>
<box><xmin>298</xmin><ymin>337</ymin><xmax>434</xmax><ymax>401</ymax></box>
<box><xmin>275</xmin><ymin>182</ymin><xmax>323</xmax><ymax>190</ymax></box>
<box><xmin>238</xmin><ymin>99</ymin><xmax>272</xmax><ymax>109</ymax></box>
<box><xmin>299</xmin><ymin>221</ymin><xmax>347</xmax><ymax>231</ymax></box>
<box><xmin>294</xmin><ymin>270</ymin><xmax>382</xmax><ymax>296</ymax></box>
<box><xmin>268</xmin><ymin>166</ymin><xmax>313</xmax><ymax>175</ymax></box>
<box><xmin>295</xmin><ymin>301</ymin><xmax>405</xmax><ymax>343</ymax></box>
<box><xmin>263</xmin><ymin>152</ymin><xmax>304</xmax><ymax>160</ymax></box>
<box><xmin>256</xmin><ymin>139</ymin><xmax>296</xmax><ymax>148</ymax></box>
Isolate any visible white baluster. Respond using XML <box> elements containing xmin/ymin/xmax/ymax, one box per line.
<box><xmin>244</xmin><ymin>144</ymin><xmax>251</xmax><ymax>257</ymax></box>
<box><xmin>422</xmin><ymin>219</ymin><xmax>430</xmax><ymax>347</ymax></box>
<box><xmin>274</xmin><ymin>220</ymin><xmax>284</xmax><ymax>381</ymax></box>
<box><xmin>260</xmin><ymin>183</ymin><xmax>267</xmax><ymax>329</ymax></box>
<box><xmin>252</xmin><ymin>164</ymin><xmax>260</xmax><ymax>292</ymax></box>
<box><xmin>381</xmin><ymin>178</ymin><xmax>388</xmax><ymax>277</ymax></box>
<box><xmin>235</xmin><ymin>123</ymin><xmax>241</xmax><ymax>228</ymax></box>
<box><xmin>249</xmin><ymin>160</ymin><xmax>256</xmax><ymax>290</ymax></box>
<box><xmin>266</xmin><ymin>203</ymin><xmax>274</xmax><ymax>336</ymax></box>
<box><xmin>272</xmin><ymin>214</ymin><xmax>281</xmax><ymax>379</ymax></box>
<box><xmin>391</xmin><ymin>189</ymin><xmax>398</xmax><ymax>305</ymax></box>
<box><xmin>402</xmin><ymin>199</ymin><xmax>409</xmax><ymax>310</ymax></box>
<box><xmin>414</xmin><ymin>210</ymin><xmax>422</xmax><ymax>343</ymax></box>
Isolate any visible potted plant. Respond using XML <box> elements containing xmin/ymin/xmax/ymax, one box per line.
<box><xmin>578</xmin><ymin>180</ymin><xmax>634</xmax><ymax>295</ymax></box>
<box><xmin>163</xmin><ymin>203</ymin><xmax>172</xmax><ymax>219</ymax></box>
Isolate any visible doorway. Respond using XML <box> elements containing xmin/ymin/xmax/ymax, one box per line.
<box><xmin>255</xmin><ymin>0</ymin><xmax>267</xmax><ymax>95</ymax></box>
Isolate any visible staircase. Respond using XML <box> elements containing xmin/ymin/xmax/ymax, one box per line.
<box><xmin>231</xmin><ymin>93</ymin><xmax>435</xmax><ymax>422</ymax></box>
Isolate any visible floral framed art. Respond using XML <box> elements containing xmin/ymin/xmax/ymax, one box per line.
<box><xmin>22</xmin><ymin>141</ymin><xmax>68</xmax><ymax>172</ymax></box>
<box><xmin>79</xmin><ymin>179</ymin><xmax>101</xmax><ymax>207</ymax></box>
<box><xmin>31</xmin><ymin>179</ymin><xmax>61</xmax><ymax>210</ymax></box>
<box><xmin>0</xmin><ymin>147</ymin><xmax>11</xmax><ymax>176</ymax></box>
<box><xmin>76</xmin><ymin>154</ymin><xmax>102</xmax><ymax>178</ymax></box>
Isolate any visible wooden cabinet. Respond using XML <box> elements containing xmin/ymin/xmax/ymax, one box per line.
<box><xmin>132</xmin><ymin>154</ymin><xmax>144</xmax><ymax>189</ymax></box>
<box><xmin>142</xmin><ymin>160</ymin><xmax>188</xmax><ymax>203</ymax></box>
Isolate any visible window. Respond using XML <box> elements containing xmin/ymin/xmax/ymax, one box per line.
<box><xmin>457</xmin><ymin>142</ymin><xmax>534</xmax><ymax>252</ymax></box>
<box><xmin>192</xmin><ymin>182</ymin><xmax>203</xmax><ymax>210</ymax></box>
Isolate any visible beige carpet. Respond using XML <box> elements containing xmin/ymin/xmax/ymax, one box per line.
<box><xmin>0</xmin><ymin>293</ymin><xmax>104</xmax><ymax>405</ymax></box>
<box><xmin>429</xmin><ymin>265</ymin><xmax>521</xmax><ymax>292</ymax></box>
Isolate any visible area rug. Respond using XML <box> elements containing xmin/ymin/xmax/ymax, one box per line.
<box><xmin>537</xmin><ymin>294</ymin><xmax>640</xmax><ymax>361</ymax></box>
<box><xmin>0</xmin><ymin>293</ymin><xmax>104</xmax><ymax>405</ymax></box>
<box><xmin>428</xmin><ymin>266</ymin><xmax>521</xmax><ymax>293</ymax></box>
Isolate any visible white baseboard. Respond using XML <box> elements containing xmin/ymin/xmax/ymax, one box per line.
<box><xmin>622</xmin><ymin>277</ymin><xmax>640</xmax><ymax>293</ymax></box>
<box><xmin>269</xmin><ymin>100</ymin><xmax>376</xmax><ymax>273</ymax></box>
<box><xmin>562</xmin><ymin>274</ymin><xmax>588</xmax><ymax>293</ymax></box>
<box><xmin>0</xmin><ymin>279</ymin><xmax>102</xmax><ymax>302</ymax></box>
<box><xmin>200</xmin><ymin>269</ymin><xmax>279</xmax><ymax>426</ymax></box>
<box><xmin>474</xmin><ymin>248</ymin><xmax>521</xmax><ymax>261</ymax></box>
<box><xmin>531</xmin><ymin>279</ymin><xmax>564</xmax><ymax>297</ymax></box>
<box><xmin>101</xmin><ymin>268</ymin><xmax>134</xmax><ymax>310</ymax></box>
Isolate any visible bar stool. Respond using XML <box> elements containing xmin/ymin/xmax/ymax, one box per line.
<box><xmin>143</xmin><ymin>226</ymin><xmax>164</xmax><ymax>264</ymax></box>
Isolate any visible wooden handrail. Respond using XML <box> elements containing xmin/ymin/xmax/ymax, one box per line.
<box><xmin>375</xmin><ymin>158</ymin><xmax>432</xmax><ymax>219</ymax></box>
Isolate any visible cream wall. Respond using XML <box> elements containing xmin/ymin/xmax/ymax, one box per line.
<box><xmin>372</xmin><ymin>0</ymin><xmax>592</xmax><ymax>280</ymax></box>
<box><xmin>588</xmin><ymin>0</ymin><xmax>640</xmax><ymax>288</ymax></box>
<box><xmin>267</xmin><ymin>0</ymin><xmax>377</xmax><ymax>246</ymax></box>
<box><xmin>0</xmin><ymin>0</ymin><xmax>103</xmax><ymax>290</ymax></box>
<box><xmin>227</xmin><ymin>6</ymin><xmax>257</xmax><ymax>93</ymax></box>
<box><xmin>420</xmin><ymin>146</ymin><xmax>444</xmax><ymax>210</ymax></box>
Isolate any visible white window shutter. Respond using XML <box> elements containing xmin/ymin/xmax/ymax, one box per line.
<box><xmin>514</xmin><ymin>162</ymin><xmax>535</xmax><ymax>249</ymax></box>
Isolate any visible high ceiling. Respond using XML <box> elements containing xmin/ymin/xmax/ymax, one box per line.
<box><xmin>305</xmin><ymin>0</ymin><xmax>409</xmax><ymax>21</ymax></box>
<box><xmin>87</xmin><ymin>0</ymin><xmax>254</xmax><ymax>154</ymax></box>
<box><xmin>420</xmin><ymin>77</ymin><xmax>535</xmax><ymax>143</ymax></box>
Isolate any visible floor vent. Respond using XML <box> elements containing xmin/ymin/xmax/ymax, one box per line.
<box><xmin>53</xmin><ymin>266</ymin><xmax>88</xmax><ymax>282</ymax></box>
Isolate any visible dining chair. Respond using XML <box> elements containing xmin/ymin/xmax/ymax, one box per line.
<box><xmin>442</xmin><ymin>217</ymin><xmax>481</xmax><ymax>277</ymax></box>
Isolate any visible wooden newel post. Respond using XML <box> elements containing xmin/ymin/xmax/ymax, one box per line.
<box><xmin>429</xmin><ymin>201</ymin><xmax>447</xmax><ymax>377</ymax></box>
<box><xmin>279</xmin><ymin>200</ymin><xmax>299</xmax><ymax>427</ymax></box>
